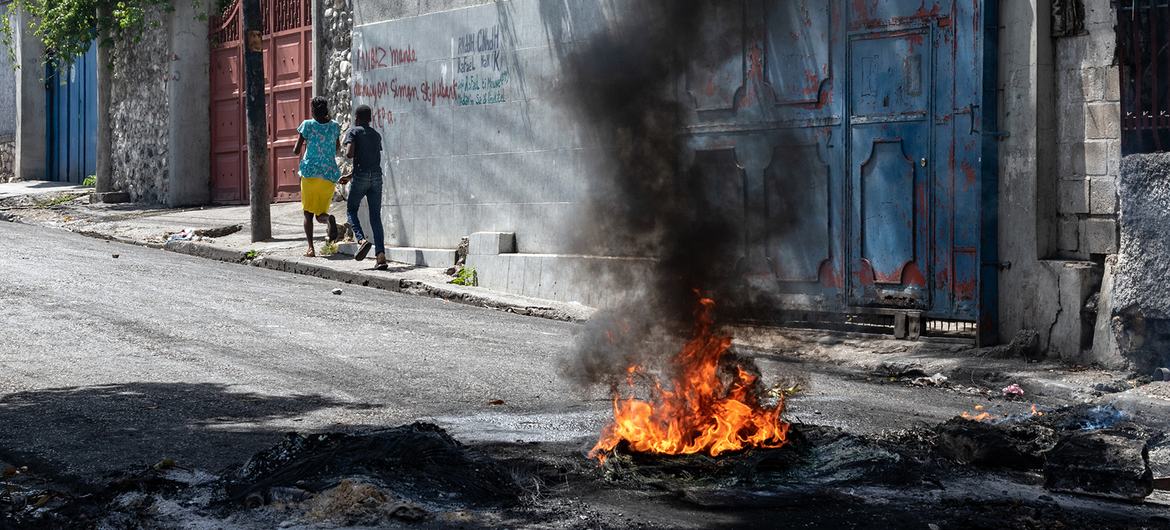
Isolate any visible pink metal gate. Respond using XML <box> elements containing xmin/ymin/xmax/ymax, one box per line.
<box><xmin>210</xmin><ymin>0</ymin><xmax>313</xmax><ymax>204</ymax></box>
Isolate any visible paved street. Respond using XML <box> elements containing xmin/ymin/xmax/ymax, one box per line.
<box><xmin>4</xmin><ymin>222</ymin><xmax>1169</xmax><ymax>529</ymax></box>
<box><xmin>0</xmin><ymin>221</ymin><xmax>1062</xmax><ymax>486</ymax></box>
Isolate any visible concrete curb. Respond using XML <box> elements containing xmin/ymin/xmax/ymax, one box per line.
<box><xmin>3</xmin><ymin>214</ymin><xmax>595</xmax><ymax>324</ymax></box>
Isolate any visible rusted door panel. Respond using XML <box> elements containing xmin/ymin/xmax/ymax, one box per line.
<box><xmin>210</xmin><ymin>46</ymin><xmax>245</xmax><ymax>203</ymax></box>
<box><xmin>846</xmin><ymin>26</ymin><xmax>933</xmax><ymax>309</ymax></box>
<box><xmin>680</xmin><ymin>0</ymin><xmax>990</xmax><ymax>324</ymax></box>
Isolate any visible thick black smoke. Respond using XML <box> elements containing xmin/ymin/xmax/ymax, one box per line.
<box><xmin>548</xmin><ymin>0</ymin><xmax>796</xmax><ymax>386</ymax></box>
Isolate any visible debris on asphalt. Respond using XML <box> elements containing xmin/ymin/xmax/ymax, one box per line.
<box><xmin>488</xmin><ymin>399</ymin><xmax>505</xmax><ymax>406</ymax></box>
<box><xmin>221</xmin><ymin>423</ymin><xmax>520</xmax><ymax>510</ymax></box>
<box><xmin>1044</xmin><ymin>429</ymin><xmax>1155</xmax><ymax>501</ymax></box>
<box><xmin>111</xmin><ymin>254</ymin><xmax>119</xmax><ymax>259</ymax></box>
<box><xmin>912</xmin><ymin>373</ymin><xmax>949</xmax><ymax>387</ymax></box>
<box><xmin>1002</xmin><ymin>383</ymin><xmax>1025</xmax><ymax>398</ymax></box>
<box><xmin>194</xmin><ymin>224</ymin><xmax>242</xmax><ymax>238</ymax></box>
<box><xmin>331</xmin><ymin>288</ymin><xmax>342</xmax><ymax>295</ymax></box>
<box><xmin>166</xmin><ymin>229</ymin><xmax>200</xmax><ymax>242</ymax></box>
<box><xmin>304</xmin><ymin>479</ymin><xmax>429</xmax><ymax>525</ymax></box>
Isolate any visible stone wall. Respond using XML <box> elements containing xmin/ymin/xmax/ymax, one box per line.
<box><xmin>322</xmin><ymin>0</ymin><xmax>354</xmax><ymax>132</ymax></box>
<box><xmin>1112</xmin><ymin>153</ymin><xmax>1170</xmax><ymax>372</ymax></box>
<box><xmin>109</xmin><ymin>8</ymin><xmax>171</xmax><ymax>203</ymax></box>
<box><xmin>1054</xmin><ymin>0</ymin><xmax>1121</xmax><ymax>258</ymax></box>
<box><xmin>0</xmin><ymin>137</ymin><xmax>14</xmax><ymax>182</ymax></box>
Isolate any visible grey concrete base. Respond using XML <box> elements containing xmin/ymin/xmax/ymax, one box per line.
<box><xmin>467</xmin><ymin>252</ymin><xmax>655</xmax><ymax>308</ymax></box>
<box><xmin>1091</xmin><ymin>255</ymin><xmax>1125</xmax><ymax>369</ymax></box>
<box><xmin>91</xmin><ymin>191</ymin><xmax>132</xmax><ymax>204</ymax></box>
<box><xmin>1043</xmin><ymin>260</ymin><xmax>1103</xmax><ymax>363</ymax></box>
<box><xmin>337</xmin><ymin>243</ymin><xmax>456</xmax><ymax>268</ymax></box>
<box><xmin>469</xmin><ymin>231</ymin><xmax>516</xmax><ymax>256</ymax></box>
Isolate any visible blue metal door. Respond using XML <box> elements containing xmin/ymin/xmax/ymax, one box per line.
<box><xmin>46</xmin><ymin>44</ymin><xmax>98</xmax><ymax>183</ymax></box>
<box><xmin>680</xmin><ymin>0</ymin><xmax>995</xmax><ymax>337</ymax></box>
<box><xmin>847</xmin><ymin>4</ymin><xmax>940</xmax><ymax>312</ymax></box>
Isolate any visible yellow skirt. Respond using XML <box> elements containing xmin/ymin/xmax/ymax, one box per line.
<box><xmin>300</xmin><ymin>177</ymin><xmax>334</xmax><ymax>216</ymax></box>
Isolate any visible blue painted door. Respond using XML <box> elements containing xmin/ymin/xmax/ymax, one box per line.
<box><xmin>847</xmin><ymin>4</ymin><xmax>939</xmax><ymax>311</ymax></box>
<box><xmin>46</xmin><ymin>43</ymin><xmax>98</xmax><ymax>183</ymax></box>
<box><xmin>680</xmin><ymin>0</ymin><xmax>993</xmax><ymax>330</ymax></box>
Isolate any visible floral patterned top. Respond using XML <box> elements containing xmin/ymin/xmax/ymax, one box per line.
<box><xmin>297</xmin><ymin>119</ymin><xmax>342</xmax><ymax>182</ymax></box>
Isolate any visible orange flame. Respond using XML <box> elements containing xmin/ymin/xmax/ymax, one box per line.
<box><xmin>589</xmin><ymin>297</ymin><xmax>789</xmax><ymax>463</ymax></box>
<box><xmin>959</xmin><ymin>403</ymin><xmax>1045</xmax><ymax>422</ymax></box>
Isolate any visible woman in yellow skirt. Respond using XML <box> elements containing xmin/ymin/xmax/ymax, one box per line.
<box><xmin>293</xmin><ymin>96</ymin><xmax>342</xmax><ymax>257</ymax></box>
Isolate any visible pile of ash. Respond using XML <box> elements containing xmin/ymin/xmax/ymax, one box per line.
<box><xmin>218</xmin><ymin>422</ymin><xmax>522</xmax><ymax>525</ymax></box>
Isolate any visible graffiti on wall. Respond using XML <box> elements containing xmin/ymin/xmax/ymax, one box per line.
<box><xmin>454</xmin><ymin>25</ymin><xmax>509</xmax><ymax>106</ymax></box>
<box><xmin>352</xmin><ymin>22</ymin><xmax>511</xmax><ymax>128</ymax></box>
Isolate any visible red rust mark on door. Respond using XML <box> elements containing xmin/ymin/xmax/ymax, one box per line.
<box><xmin>747</xmin><ymin>41</ymin><xmax>764</xmax><ymax>81</ymax></box>
<box><xmin>819</xmin><ymin>260</ymin><xmax>843</xmax><ymax>288</ymax></box>
<box><xmin>902</xmin><ymin>262</ymin><xmax>927</xmax><ymax>287</ymax></box>
<box><xmin>955</xmin><ymin>276</ymin><xmax>976</xmax><ymax>301</ymax></box>
<box><xmin>935</xmin><ymin>266</ymin><xmax>950</xmax><ymax>289</ymax></box>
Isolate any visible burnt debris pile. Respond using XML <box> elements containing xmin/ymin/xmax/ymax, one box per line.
<box><xmin>936</xmin><ymin>404</ymin><xmax>1159</xmax><ymax>501</ymax></box>
<box><xmin>593</xmin><ymin>403</ymin><xmax>1162</xmax><ymax>506</ymax></box>
<box><xmin>220</xmin><ymin>422</ymin><xmax>521</xmax><ymax>517</ymax></box>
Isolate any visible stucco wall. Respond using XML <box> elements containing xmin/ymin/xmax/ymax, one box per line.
<box><xmin>1</xmin><ymin>4</ymin><xmax>18</xmax><ymax>182</ymax></box>
<box><xmin>1054</xmin><ymin>0</ymin><xmax>1121</xmax><ymax>258</ymax></box>
<box><xmin>0</xmin><ymin>4</ymin><xmax>16</xmax><ymax>140</ymax></box>
<box><xmin>352</xmin><ymin>0</ymin><xmax>606</xmax><ymax>253</ymax></box>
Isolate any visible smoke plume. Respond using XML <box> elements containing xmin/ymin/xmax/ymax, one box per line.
<box><xmin>550</xmin><ymin>0</ymin><xmax>800</xmax><ymax>387</ymax></box>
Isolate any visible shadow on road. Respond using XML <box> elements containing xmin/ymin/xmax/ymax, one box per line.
<box><xmin>0</xmin><ymin>382</ymin><xmax>380</xmax><ymax>487</ymax></box>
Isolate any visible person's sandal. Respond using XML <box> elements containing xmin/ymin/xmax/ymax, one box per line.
<box><xmin>354</xmin><ymin>240</ymin><xmax>373</xmax><ymax>261</ymax></box>
<box><xmin>374</xmin><ymin>256</ymin><xmax>389</xmax><ymax>271</ymax></box>
<box><xmin>326</xmin><ymin>215</ymin><xmax>339</xmax><ymax>242</ymax></box>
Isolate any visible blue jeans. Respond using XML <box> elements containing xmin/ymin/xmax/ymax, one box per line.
<box><xmin>347</xmin><ymin>171</ymin><xmax>385</xmax><ymax>256</ymax></box>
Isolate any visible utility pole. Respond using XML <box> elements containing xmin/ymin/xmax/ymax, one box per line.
<box><xmin>243</xmin><ymin>0</ymin><xmax>271</xmax><ymax>241</ymax></box>
<box><xmin>94</xmin><ymin>2</ymin><xmax>115</xmax><ymax>200</ymax></box>
<box><xmin>311</xmin><ymin>0</ymin><xmax>324</xmax><ymax>98</ymax></box>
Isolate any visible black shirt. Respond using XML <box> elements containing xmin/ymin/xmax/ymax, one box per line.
<box><xmin>344</xmin><ymin>125</ymin><xmax>383</xmax><ymax>174</ymax></box>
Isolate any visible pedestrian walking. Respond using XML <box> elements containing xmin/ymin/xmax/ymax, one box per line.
<box><xmin>340</xmin><ymin>105</ymin><xmax>388</xmax><ymax>270</ymax></box>
<box><xmin>293</xmin><ymin>96</ymin><xmax>341</xmax><ymax>257</ymax></box>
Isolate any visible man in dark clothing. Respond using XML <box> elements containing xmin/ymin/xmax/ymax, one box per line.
<box><xmin>340</xmin><ymin>105</ymin><xmax>387</xmax><ymax>269</ymax></box>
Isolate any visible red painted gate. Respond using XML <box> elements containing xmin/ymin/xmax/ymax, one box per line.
<box><xmin>210</xmin><ymin>0</ymin><xmax>313</xmax><ymax>204</ymax></box>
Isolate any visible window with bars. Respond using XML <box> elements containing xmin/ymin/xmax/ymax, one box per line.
<box><xmin>1118</xmin><ymin>0</ymin><xmax>1170</xmax><ymax>154</ymax></box>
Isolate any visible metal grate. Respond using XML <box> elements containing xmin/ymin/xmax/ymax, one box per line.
<box><xmin>1118</xmin><ymin>0</ymin><xmax>1170</xmax><ymax>154</ymax></box>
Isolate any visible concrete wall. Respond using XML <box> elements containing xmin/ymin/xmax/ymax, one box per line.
<box><xmin>353</xmin><ymin>0</ymin><xmax>602</xmax><ymax>254</ymax></box>
<box><xmin>0</xmin><ymin>4</ymin><xmax>16</xmax><ymax>140</ymax></box>
<box><xmin>13</xmin><ymin>6</ymin><xmax>45</xmax><ymax>182</ymax></box>
<box><xmin>166</xmin><ymin>0</ymin><xmax>210</xmax><ymax>206</ymax></box>
<box><xmin>1054</xmin><ymin>0</ymin><xmax>1121</xmax><ymax>258</ymax></box>
<box><xmin>997</xmin><ymin>0</ymin><xmax>1119</xmax><ymax>362</ymax></box>
<box><xmin>109</xmin><ymin>5</ymin><xmax>210</xmax><ymax>206</ymax></box>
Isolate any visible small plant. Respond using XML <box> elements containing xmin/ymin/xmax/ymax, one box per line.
<box><xmin>244</xmin><ymin>249</ymin><xmax>258</xmax><ymax>260</ymax></box>
<box><xmin>450</xmin><ymin>267</ymin><xmax>478</xmax><ymax>287</ymax></box>
<box><xmin>82</xmin><ymin>175</ymin><xmax>95</xmax><ymax>187</ymax></box>
<box><xmin>33</xmin><ymin>193</ymin><xmax>84</xmax><ymax>208</ymax></box>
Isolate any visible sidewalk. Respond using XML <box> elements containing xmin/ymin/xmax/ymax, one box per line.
<box><xmin>2</xmin><ymin>183</ymin><xmax>1166</xmax><ymax>422</ymax></box>
<box><xmin>0</xmin><ymin>184</ymin><xmax>594</xmax><ymax>322</ymax></box>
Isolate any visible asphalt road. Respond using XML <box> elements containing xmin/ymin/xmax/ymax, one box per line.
<box><xmin>0</xmin><ymin>222</ymin><xmax>1056</xmax><ymax>485</ymax></box>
